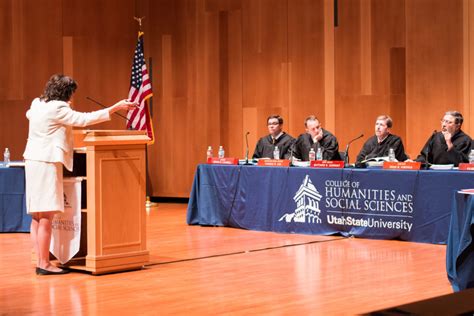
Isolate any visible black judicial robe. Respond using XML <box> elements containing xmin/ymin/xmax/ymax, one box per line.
<box><xmin>416</xmin><ymin>130</ymin><xmax>472</xmax><ymax>166</ymax></box>
<box><xmin>356</xmin><ymin>134</ymin><xmax>408</xmax><ymax>163</ymax></box>
<box><xmin>252</xmin><ymin>132</ymin><xmax>295</xmax><ymax>159</ymax></box>
<box><xmin>292</xmin><ymin>129</ymin><xmax>340</xmax><ymax>161</ymax></box>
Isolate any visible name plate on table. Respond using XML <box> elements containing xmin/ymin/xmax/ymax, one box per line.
<box><xmin>310</xmin><ymin>160</ymin><xmax>344</xmax><ymax>168</ymax></box>
<box><xmin>207</xmin><ymin>157</ymin><xmax>238</xmax><ymax>165</ymax></box>
<box><xmin>383</xmin><ymin>161</ymin><xmax>421</xmax><ymax>170</ymax></box>
<box><xmin>257</xmin><ymin>159</ymin><xmax>290</xmax><ymax>167</ymax></box>
<box><xmin>458</xmin><ymin>163</ymin><xmax>474</xmax><ymax>171</ymax></box>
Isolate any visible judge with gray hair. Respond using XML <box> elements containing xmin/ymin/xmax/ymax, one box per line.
<box><xmin>416</xmin><ymin>110</ymin><xmax>472</xmax><ymax>166</ymax></box>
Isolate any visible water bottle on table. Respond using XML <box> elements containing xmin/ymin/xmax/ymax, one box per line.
<box><xmin>388</xmin><ymin>148</ymin><xmax>396</xmax><ymax>162</ymax></box>
<box><xmin>206</xmin><ymin>146</ymin><xmax>213</xmax><ymax>160</ymax></box>
<box><xmin>273</xmin><ymin>146</ymin><xmax>280</xmax><ymax>159</ymax></box>
<box><xmin>309</xmin><ymin>148</ymin><xmax>316</xmax><ymax>161</ymax></box>
<box><xmin>469</xmin><ymin>149</ymin><xmax>474</xmax><ymax>164</ymax></box>
<box><xmin>316</xmin><ymin>147</ymin><xmax>323</xmax><ymax>161</ymax></box>
<box><xmin>218</xmin><ymin>146</ymin><xmax>225</xmax><ymax>159</ymax></box>
<box><xmin>3</xmin><ymin>148</ymin><xmax>10</xmax><ymax>168</ymax></box>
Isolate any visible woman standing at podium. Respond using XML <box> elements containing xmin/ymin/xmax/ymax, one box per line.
<box><xmin>23</xmin><ymin>74</ymin><xmax>136</xmax><ymax>275</ymax></box>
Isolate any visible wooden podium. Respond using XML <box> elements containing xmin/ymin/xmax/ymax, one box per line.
<box><xmin>65</xmin><ymin>130</ymin><xmax>150</xmax><ymax>274</ymax></box>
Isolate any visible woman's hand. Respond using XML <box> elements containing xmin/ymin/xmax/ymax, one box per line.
<box><xmin>109</xmin><ymin>99</ymin><xmax>138</xmax><ymax>114</ymax></box>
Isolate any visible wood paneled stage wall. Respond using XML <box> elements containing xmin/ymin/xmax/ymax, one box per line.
<box><xmin>1</xmin><ymin>0</ymin><xmax>474</xmax><ymax>197</ymax></box>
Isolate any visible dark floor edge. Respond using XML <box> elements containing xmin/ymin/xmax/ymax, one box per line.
<box><xmin>150</xmin><ymin>196</ymin><xmax>189</xmax><ymax>204</ymax></box>
<box><xmin>144</xmin><ymin>236</ymin><xmax>347</xmax><ymax>267</ymax></box>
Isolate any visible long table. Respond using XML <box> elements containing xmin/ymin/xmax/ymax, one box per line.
<box><xmin>0</xmin><ymin>167</ymin><xmax>30</xmax><ymax>232</ymax></box>
<box><xmin>447</xmin><ymin>192</ymin><xmax>474</xmax><ymax>291</ymax></box>
<box><xmin>187</xmin><ymin>164</ymin><xmax>474</xmax><ymax>244</ymax></box>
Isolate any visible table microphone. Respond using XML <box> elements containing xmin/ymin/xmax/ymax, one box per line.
<box><xmin>420</xmin><ymin>130</ymin><xmax>438</xmax><ymax>167</ymax></box>
<box><xmin>244</xmin><ymin>132</ymin><xmax>251</xmax><ymax>165</ymax></box>
<box><xmin>344</xmin><ymin>134</ymin><xmax>364</xmax><ymax>167</ymax></box>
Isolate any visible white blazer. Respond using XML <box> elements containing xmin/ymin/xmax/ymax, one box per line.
<box><xmin>23</xmin><ymin>98</ymin><xmax>111</xmax><ymax>171</ymax></box>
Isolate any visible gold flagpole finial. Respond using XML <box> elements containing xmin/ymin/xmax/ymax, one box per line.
<box><xmin>133</xmin><ymin>16</ymin><xmax>145</xmax><ymax>29</ymax></box>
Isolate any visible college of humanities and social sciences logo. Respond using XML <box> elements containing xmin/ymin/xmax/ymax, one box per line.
<box><xmin>278</xmin><ymin>174</ymin><xmax>414</xmax><ymax>232</ymax></box>
<box><xmin>279</xmin><ymin>175</ymin><xmax>322</xmax><ymax>224</ymax></box>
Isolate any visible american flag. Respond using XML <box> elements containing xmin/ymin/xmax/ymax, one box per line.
<box><xmin>126</xmin><ymin>31</ymin><xmax>154</xmax><ymax>142</ymax></box>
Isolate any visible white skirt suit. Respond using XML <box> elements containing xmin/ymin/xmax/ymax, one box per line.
<box><xmin>23</xmin><ymin>98</ymin><xmax>111</xmax><ymax>214</ymax></box>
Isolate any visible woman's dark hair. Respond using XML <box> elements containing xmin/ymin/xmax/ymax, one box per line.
<box><xmin>40</xmin><ymin>74</ymin><xmax>77</xmax><ymax>102</ymax></box>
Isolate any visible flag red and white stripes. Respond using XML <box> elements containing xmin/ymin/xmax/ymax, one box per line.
<box><xmin>126</xmin><ymin>31</ymin><xmax>154</xmax><ymax>143</ymax></box>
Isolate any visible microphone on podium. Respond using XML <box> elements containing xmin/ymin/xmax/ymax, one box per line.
<box><xmin>244</xmin><ymin>132</ymin><xmax>251</xmax><ymax>165</ymax></box>
<box><xmin>85</xmin><ymin>96</ymin><xmax>133</xmax><ymax>128</ymax></box>
<box><xmin>344</xmin><ymin>134</ymin><xmax>364</xmax><ymax>167</ymax></box>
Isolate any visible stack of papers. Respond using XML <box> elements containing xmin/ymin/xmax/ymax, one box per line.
<box><xmin>366</xmin><ymin>161</ymin><xmax>384</xmax><ymax>167</ymax></box>
<box><xmin>292</xmin><ymin>160</ymin><xmax>310</xmax><ymax>167</ymax></box>
<box><xmin>429</xmin><ymin>164</ymin><xmax>454</xmax><ymax>170</ymax></box>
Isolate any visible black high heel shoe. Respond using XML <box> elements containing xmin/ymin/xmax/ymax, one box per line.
<box><xmin>36</xmin><ymin>267</ymin><xmax>70</xmax><ymax>275</ymax></box>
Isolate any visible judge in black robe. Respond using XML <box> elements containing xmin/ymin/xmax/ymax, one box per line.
<box><xmin>292</xmin><ymin>115</ymin><xmax>340</xmax><ymax>161</ymax></box>
<box><xmin>416</xmin><ymin>111</ymin><xmax>472</xmax><ymax>166</ymax></box>
<box><xmin>356</xmin><ymin>115</ymin><xmax>408</xmax><ymax>163</ymax></box>
<box><xmin>252</xmin><ymin>115</ymin><xmax>295</xmax><ymax>159</ymax></box>
<box><xmin>356</xmin><ymin>134</ymin><xmax>408</xmax><ymax>163</ymax></box>
<box><xmin>252</xmin><ymin>133</ymin><xmax>294</xmax><ymax>159</ymax></box>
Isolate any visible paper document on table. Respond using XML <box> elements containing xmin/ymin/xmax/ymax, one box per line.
<box><xmin>429</xmin><ymin>164</ymin><xmax>454</xmax><ymax>170</ymax></box>
<box><xmin>458</xmin><ymin>189</ymin><xmax>474</xmax><ymax>195</ymax></box>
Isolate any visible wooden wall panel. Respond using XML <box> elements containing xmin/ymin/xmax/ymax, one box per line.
<box><xmin>371</xmin><ymin>0</ymin><xmax>406</xmax><ymax>96</ymax></box>
<box><xmin>227</xmin><ymin>8</ymin><xmax>244</xmax><ymax>156</ymax></box>
<box><xmin>335</xmin><ymin>0</ymin><xmax>406</xmax><ymax>161</ymax></box>
<box><xmin>406</xmin><ymin>0</ymin><xmax>464</xmax><ymax>158</ymax></box>
<box><xmin>335</xmin><ymin>0</ymin><xmax>366</xmax><ymax>157</ymax></box>
<box><xmin>147</xmin><ymin>0</ymin><xmax>190</xmax><ymax>197</ymax></box>
<box><xmin>1</xmin><ymin>0</ymin><xmax>473</xmax><ymax>197</ymax></box>
<box><xmin>0</xmin><ymin>0</ymin><xmax>23</xmax><ymax>101</ymax></box>
<box><xmin>287</xmin><ymin>0</ymin><xmax>325</xmax><ymax>138</ymax></box>
<box><xmin>242</xmin><ymin>0</ymin><xmax>288</xmax><ymax>147</ymax></box>
<box><xmin>463</xmin><ymin>0</ymin><xmax>474</xmax><ymax>136</ymax></box>
<box><xmin>372</xmin><ymin>0</ymin><xmax>406</xmax><ymax>147</ymax></box>
<box><xmin>0</xmin><ymin>0</ymin><xmax>63</xmax><ymax>161</ymax></box>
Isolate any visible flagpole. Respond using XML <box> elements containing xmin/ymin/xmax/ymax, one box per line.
<box><xmin>145</xmin><ymin>55</ymin><xmax>157</xmax><ymax>209</ymax></box>
<box><xmin>133</xmin><ymin>16</ymin><xmax>157</xmax><ymax>209</ymax></box>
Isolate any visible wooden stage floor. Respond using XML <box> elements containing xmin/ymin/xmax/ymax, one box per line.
<box><xmin>0</xmin><ymin>203</ymin><xmax>452</xmax><ymax>315</ymax></box>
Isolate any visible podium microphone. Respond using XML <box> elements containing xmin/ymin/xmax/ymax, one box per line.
<box><xmin>244</xmin><ymin>132</ymin><xmax>251</xmax><ymax>165</ymax></box>
<box><xmin>86</xmin><ymin>96</ymin><xmax>131</xmax><ymax>122</ymax></box>
<box><xmin>344</xmin><ymin>133</ymin><xmax>364</xmax><ymax>167</ymax></box>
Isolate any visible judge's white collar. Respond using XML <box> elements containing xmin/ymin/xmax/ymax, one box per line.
<box><xmin>272</xmin><ymin>132</ymin><xmax>284</xmax><ymax>141</ymax></box>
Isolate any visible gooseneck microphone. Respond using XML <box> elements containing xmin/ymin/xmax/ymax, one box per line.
<box><xmin>86</xmin><ymin>96</ymin><xmax>130</xmax><ymax>121</ymax></box>
<box><xmin>421</xmin><ymin>130</ymin><xmax>438</xmax><ymax>165</ymax></box>
<box><xmin>344</xmin><ymin>134</ymin><xmax>364</xmax><ymax>166</ymax></box>
<box><xmin>244</xmin><ymin>132</ymin><xmax>250</xmax><ymax>164</ymax></box>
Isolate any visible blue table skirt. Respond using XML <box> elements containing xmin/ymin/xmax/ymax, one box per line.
<box><xmin>187</xmin><ymin>165</ymin><xmax>474</xmax><ymax>244</ymax></box>
<box><xmin>447</xmin><ymin>193</ymin><xmax>474</xmax><ymax>291</ymax></box>
<box><xmin>0</xmin><ymin>167</ymin><xmax>30</xmax><ymax>232</ymax></box>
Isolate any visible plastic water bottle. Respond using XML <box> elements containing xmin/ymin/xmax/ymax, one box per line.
<box><xmin>3</xmin><ymin>148</ymin><xmax>10</xmax><ymax>167</ymax></box>
<box><xmin>273</xmin><ymin>146</ymin><xmax>280</xmax><ymax>159</ymax></box>
<box><xmin>218</xmin><ymin>146</ymin><xmax>225</xmax><ymax>159</ymax></box>
<box><xmin>309</xmin><ymin>148</ymin><xmax>316</xmax><ymax>161</ymax></box>
<box><xmin>316</xmin><ymin>147</ymin><xmax>323</xmax><ymax>161</ymax></box>
<box><xmin>206</xmin><ymin>146</ymin><xmax>213</xmax><ymax>160</ymax></box>
<box><xmin>388</xmin><ymin>148</ymin><xmax>396</xmax><ymax>162</ymax></box>
<box><xmin>469</xmin><ymin>149</ymin><xmax>474</xmax><ymax>164</ymax></box>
